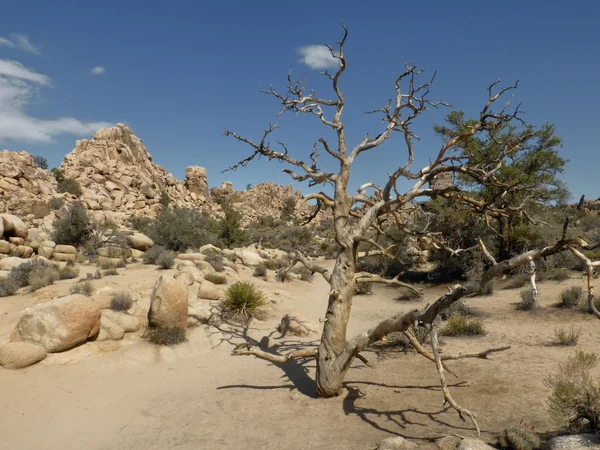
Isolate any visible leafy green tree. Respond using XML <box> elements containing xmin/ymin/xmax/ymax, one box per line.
<box><xmin>434</xmin><ymin>111</ymin><xmax>569</xmax><ymax>259</ymax></box>
<box><xmin>219</xmin><ymin>201</ymin><xmax>246</xmax><ymax>247</ymax></box>
<box><xmin>33</xmin><ymin>156</ymin><xmax>48</xmax><ymax>170</ymax></box>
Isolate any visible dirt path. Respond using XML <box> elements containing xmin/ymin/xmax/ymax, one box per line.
<box><xmin>1</xmin><ymin>263</ymin><xmax>598</xmax><ymax>449</ymax></box>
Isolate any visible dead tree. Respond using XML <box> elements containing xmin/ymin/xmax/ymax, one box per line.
<box><xmin>224</xmin><ymin>24</ymin><xmax>599</xmax><ymax>433</ymax></box>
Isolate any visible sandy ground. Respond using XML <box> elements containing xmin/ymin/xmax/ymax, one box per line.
<box><xmin>1</xmin><ymin>261</ymin><xmax>599</xmax><ymax>449</ymax></box>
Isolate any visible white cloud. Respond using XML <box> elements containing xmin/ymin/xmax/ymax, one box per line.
<box><xmin>90</xmin><ymin>66</ymin><xmax>106</xmax><ymax>75</ymax></box>
<box><xmin>0</xmin><ymin>59</ymin><xmax>111</xmax><ymax>144</ymax></box>
<box><xmin>10</xmin><ymin>34</ymin><xmax>41</xmax><ymax>55</ymax></box>
<box><xmin>297</xmin><ymin>45</ymin><xmax>339</xmax><ymax>70</ymax></box>
<box><xmin>0</xmin><ymin>37</ymin><xmax>15</xmax><ymax>49</ymax></box>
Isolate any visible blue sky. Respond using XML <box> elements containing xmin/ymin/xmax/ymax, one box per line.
<box><xmin>1</xmin><ymin>1</ymin><xmax>598</xmax><ymax>200</ymax></box>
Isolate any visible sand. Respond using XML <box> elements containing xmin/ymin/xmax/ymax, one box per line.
<box><xmin>1</xmin><ymin>261</ymin><xmax>598</xmax><ymax>449</ymax></box>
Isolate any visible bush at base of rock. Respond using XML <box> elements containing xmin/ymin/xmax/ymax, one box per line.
<box><xmin>156</xmin><ymin>251</ymin><xmax>175</xmax><ymax>269</ymax></box>
<box><xmin>143</xmin><ymin>246</ymin><xmax>168</xmax><ymax>265</ymax></box>
<box><xmin>145</xmin><ymin>327</ymin><xmax>186</xmax><ymax>346</ymax></box>
<box><xmin>110</xmin><ymin>292</ymin><xmax>133</xmax><ymax>311</ymax></box>
<box><xmin>52</xmin><ymin>203</ymin><xmax>91</xmax><ymax>247</ymax></box>
<box><xmin>70</xmin><ymin>280</ymin><xmax>93</xmax><ymax>296</ymax></box>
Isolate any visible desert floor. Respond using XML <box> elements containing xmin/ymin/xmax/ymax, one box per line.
<box><xmin>1</xmin><ymin>261</ymin><xmax>598</xmax><ymax>449</ymax></box>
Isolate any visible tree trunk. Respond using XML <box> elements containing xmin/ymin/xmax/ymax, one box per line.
<box><xmin>315</xmin><ymin>247</ymin><xmax>356</xmax><ymax>397</ymax></box>
<box><xmin>498</xmin><ymin>216</ymin><xmax>511</xmax><ymax>261</ymax></box>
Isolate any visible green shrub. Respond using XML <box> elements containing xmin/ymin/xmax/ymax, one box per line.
<box><xmin>70</xmin><ymin>280</ymin><xmax>93</xmax><ymax>296</ymax></box>
<box><xmin>281</xmin><ymin>196</ymin><xmax>297</xmax><ymax>221</ymax></box>
<box><xmin>218</xmin><ymin>202</ymin><xmax>246</xmax><ymax>247</ymax></box>
<box><xmin>498</xmin><ymin>423</ymin><xmax>540</xmax><ymax>450</ymax></box>
<box><xmin>146</xmin><ymin>327</ymin><xmax>186</xmax><ymax>346</ymax></box>
<box><xmin>33</xmin><ymin>155</ymin><xmax>48</xmax><ymax>170</ymax></box>
<box><xmin>52</xmin><ymin>203</ymin><xmax>91</xmax><ymax>246</ymax></box>
<box><xmin>222</xmin><ymin>281</ymin><xmax>267</xmax><ymax>324</ymax></box>
<box><xmin>110</xmin><ymin>292</ymin><xmax>133</xmax><ymax>311</ymax></box>
<box><xmin>57</xmin><ymin>177</ymin><xmax>83</xmax><ymax>197</ymax></box>
<box><xmin>440</xmin><ymin>315</ymin><xmax>486</xmax><ymax>337</ymax></box>
<box><xmin>156</xmin><ymin>252</ymin><xmax>175</xmax><ymax>270</ymax></box>
<box><xmin>544</xmin><ymin>351</ymin><xmax>600</xmax><ymax>430</ymax></box>
<box><xmin>517</xmin><ymin>289</ymin><xmax>537</xmax><ymax>311</ymax></box>
<box><xmin>552</xmin><ymin>326</ymin><xmax>582</xmax><ymax>346</ymax></box>
<box><xmin>143</xmin><ymin>246</ymin><xmax>168</xmax><ymax>265</ymax></box>
<box><xmin>133</xmin><ymin>207</ymin><xmax>222</xmax><ymax>252</ymax></box>
<box><xmin>354</xmin><ymin>282</ymin><xmax>372</xmax><ymax>296</ymax></box>
<box><xmin>48</xmin><ymin>197</ymin><xmax>64</xmax><ymax>211</ymax></box>
<box><xmin>205</xmin><ymin>273</ymin><xmax>227</xmax><ymax>285</ymax></box>
<box><xmin>253</xmin><ymin>264</ymin><xmax>267</xmax><ymax>278</ymax></box>
<box><xmin>28</xmin><ymin>266</ymin><xmax>59</xmax><ymax>291</ymax></box>
<box><xmin>205</xmin><ymin>253</ymin><xmax>225</xmax><ymax>272</ymax></box>
<box><xmin>0</xmin><ymin>279</ymin><xmax>17</xmax><ymax>297</ymax></box>
<box><xmin>103</xmin><ymin>268</ymin><xmax>119</xmax><ymax>276</ymax></box>
<box><xmin>264</xmin><ymin>259</ymin><xmax>277</xmax><ymax>270</ymax></box>
<box><xmin>395</xmin><ymin>288</ymin><xmax>422</xmax><ymax>302</ymax></box>
<box><xmin>58</xmin><ymin>266</ymin><xmax>79</xmax><ymax>280</ymax></box>
<box><xmin>557</xmin><ymin>286</ymin><xmax>583</xmax><ymax>309</ymax></box>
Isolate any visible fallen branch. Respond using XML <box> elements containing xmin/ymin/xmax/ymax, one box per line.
<box><xmin>431</xmin><ymin>326</ymin><xmax>480</xmax><ymax>435</ymax></box>
<box><xmin>232</xmin><ymin>344</ymin><xmax>318</xmax><ymax>363</ymax></box>
<box><xmin>354</xmin><ymin>272</ymin><xmax>419</xmax><ymax>292</ymax></box>
<box><xmin>282</xmin><ymin>251</ymin><xmax>332</xmax><ymax>283</ymax></box>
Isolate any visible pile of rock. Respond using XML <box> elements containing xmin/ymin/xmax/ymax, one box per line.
<box><xmin>59</xmin><ymin>123</ymin><xmax>215</xmax><ymax>224</ymax></box>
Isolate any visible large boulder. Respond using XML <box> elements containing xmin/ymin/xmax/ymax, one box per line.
<box><xmin>127</xmin><ymin>232</ymin><xmax>153</xmax><ymax>251</ymax></box>
<box><xmin>54</xmin><ymin>244</ymin><xmax>77</xmax><ymax>255</ymax></box>
<box><xmin>1</xmin><ymin>214</ymin><xmax>28</xmax><ymax>238</ymax></box>
<box><xmin>0</xmin><ymin>256</ymin><xmax>27</xmax><ymax>271</ymax></box>
<box><xmin>0</xmin><ymin>342</ymin><xmax>47</xmax><ymax>369</ymax></box>
<box><xmin>148</xmin><ymin>275</ymin><xmax>188</xmax><ymax>331</ymax></box>
<box><xmin>233</xmin><ymin>247</ymin><xmax>265</xmax><ymax>267</ymax></box>
<box><xmin>0</xmin><ymin>240</ymin><xmax>12</xmax><ymax>254</ymax></box>
<box><xmin>10</xmin><ymin>294</ymin><xmax>101</xmax><ymax>352</ymax></box>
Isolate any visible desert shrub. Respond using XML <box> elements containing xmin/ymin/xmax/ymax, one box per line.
<box><xmin>276</xmin><ymin>269</ymin><xmax>289</xmax><ymax>283</ymax></box>
<box><xmin>552</xmin><ymin>325</ymin><xmax>582</xmax><ymax>346</ymax></box>
<box><xmin>146</xmin><ymin>327</ymin><xmax>186</xmax><ymax>346</ymax></box>
<box><xmin>395</xmin><ymin>288</ymin><xmax>422</xmax><ymax>302</ymax></box>
<box><xmin>264</xmin><ymin>259</ymin><xmax>277</xmax><ymax>270</ymax></box>
<box><xmin>33</xmin><ymin>155</ymin><xmax>48</xmax><ymax>170</ymax></box>
<box><xmin>52</xmin><ymin>203</ymin><xmax>91</xmax><ymax>246</ymax></box>
<box><xmin>9</xmin><ymin>259</ymin><xmax>57</xmax><ymax>288</ymax></box>
<box><xmin>253</xmin><ymin>264</ymin><xmax>267</xmax><ymax>278</ymax></box>
<box><xmin>205</xmin><ymin>273</ymin><xmax>227</xmax><ymax>285</ymax></box>
<box><xmin>470</xmin><ymin>279</ymin><xmax>495</xmax><ymax>296</ymax></box>
<box><xmin>56</xmin><ymin>177</ymin><xmax>83</xmax><ymax>197</ymax></box>
<box><xmin>48</xmin><ymin>197</ymin><xmax>64</xmax><ymax>211</ymax></box>
<box><xmin>156</xmin><ymin>251</ymin><xmax>175</xmax><ymax>270</ymax></box>
<box><xmin>544</xmin><ymin>268</ymin><xmax>570</xmax><ymax>282</ymax></box>
<box><xmin>440</xmin><ymin>315</ymin><xmax>486</xmax><ymax>337</ymax></box>
<box><xmin>132</xmin><ymin>207</ymin><xmax>221</xmax><ymax>252</ymax></box>
<box><xmin>557</xmin><ymin>286</ymin><xmax>583</xmax><ymax>309</ymax></box>
<box><xmin>222</xmin><ymin>281</ymin><xmax>267</xmax><ymax>324</ymax></box>
<box><xmin>517</xmin><ymin>289</ymin><xmax>537</xmax><ymax>311</ymax></box>
<box><xmin>28</xmin><ymin>266</ymin><xmax>59</xmax><ymax>291</ymax></box>
<box><xmin>205</xmin><ymin>253</ymin><xmax>225</xmax><ymax>272</ymax></box>
<box><xmin>0</xmin><ymin>279</ymin><xmax>17</xmax><ymax>297</ymax></box>
<box><xmin>218</xmin><ymin>202</ymin><xmax>246</xmax><ymax>247</ymax></box>
<box><xmin>58</xmin><ymin>266</ymin><xmax>79</xmax><ymax>280</ymax></box>
<box><xmin>70</xmin><ymin>280</ymin><xmax>93</xmax><ymax>296</ymax></box>
<box><xmin>110</xmin><ymin>292</ymin><xmax>133</xmax><ymax>311</ymax></box>
<box><xmin>99</xmin><ymin>258</ymin><xmax>127</xmax><ymax>270</ymax></box>
<box><xmin>143</xmin><ymin>246</ymin><xmax>168</xmax><ymax>265</ymax></box>
<box><xmin>354</xmin><ymin>282</ymin><xmax>372</xmax><ymax>296</ymax></box>
<box><xmin>498</xmin><ymin>422</ymin><xmax>540</xmax><ymax>450</ymax></box>
<box><xmin>544</xmin><ymin>351</ymin><xmax>600</xmax><ymax>430</ymax></box>
<box><xmin>503</xmin><ymin>274</ymin><xmax>530</xmax><ymax>290</ymax></box>
<box><xmin>292</xmin><ymin>266</ymin><xmax>313</xmax><ymax>282</ymax></box>
<box><xmin>103</xmin><ymin>268</ymin><xmax>119</xmax><ymax>276</ymax></box>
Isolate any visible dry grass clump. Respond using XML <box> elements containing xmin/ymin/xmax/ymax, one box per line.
<box><xmin>517</xmin><ymin>289</ymin><xmax>537</xmax><ymax>311</ymax></box>
<box><xmin>103</xmin><ymin>268</ymin><xmax>119</xmax><ymax>276</ymax></box>
<box><xmin>222</xmin><ymin>281</ymin><xmax>267</xmax><ymax>324</ymax></box>
<box><xmin>110</xmin><ymin>292</ymin><xmax>134</xmax><ymax>312</ymax></box>
<box><xmin>58</xmin><ymin>265</ymin><xmax>79</xmax><ymax>280</ymax></box>
<box><xmin>354</xmin><ymin>282</ymin><xmax>372</xmax><ymax>296</ymax></box>
<box><xmin>0</xmin><ymin>280</ymin><xmax>17</xmax><ymax>297</ymax></box>
<box><xmin>253</xmin><ymin>263</ymin><xmax>268</xmax><ymax>278</ymax></box>
<box><xmin>395</xmin><ymin>288</ymin><xmax>422</xmax><ymax>302</ymax></box>
<box><xmin>156</xmin><ymin>251</ymin><xmax>175</xmax><ymax>270</ymax></box>
<box><xmin>498</xmin><ymin>422</ymin><xmax>540</xmax><ymax>450</ymax></box>
<box><xmin>503</xmin><ymin>274</ymin><xmax>530</xmax><ymax>290</ymax></box>
<box><xmin>292</xmin><ymin>266</ymin><xmax>314</xmax><ymax>282</ymax></box>
<box><xmin>440</xmin><ymin>315</ymin><xmax>486</xmax><ymax>337</ymax></box>
<box><xmin>145</xmin><ymin>327</ymin><xmax>186</xmax><ymax>346</ymax></box>
<box><xmin>205</xmin><ymin>253</ymin><xmax>225</xmax><ymax>272</ymax></box>
<box><xmin>205</xmin><ymin>273</ymin><xmax>227</xmax><ymax>285</ymax></box>
<box><xmin>70</xmin><ymin>280</ymin><xmax>93</xmax><ymax>296</ymax></box>
<box><xmin>551</xmin><ymin>325</ymin><xmax>582</xmax><ymax>346</ymax></box>
<box><xmin>557</xmin><ymin>286</ymin><xmax>583</xmax><ymax>309</ymax></box>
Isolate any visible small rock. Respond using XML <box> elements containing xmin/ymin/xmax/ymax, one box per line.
<box><xmin>549</xmin><ymin>434</ymin><xmax>600</xmax><ymax>450</ymax></box>
<box><xmin>457</xmin><ymin>439</ymin><xmax>495</xmax><ymax>450</ymax></box>
<box><xmin>377</xmin><ymin>436</ymin><xmax>417</xmax><ymax>450</ymax></box>
<box><xmin>0</xmin><ymin>342</ymin><xmax>47</xmax><ymax>369</ymax></box>
<box><xmin>436</xmin><ymin>436</ymin><xmax>462</xmax><ymax>450</ymax></box>
<box><xmin>259</xmin><ymin>336</ymin><xmax>278</xmax><ymax>349</ymax></box>
<box><xmin>128</xmin><ymin>232</ymin><xmax>153</xmax><ymax>251</ymax></box>
<box><xmin>0</xmin><ymin>257</ymin><xmax>27</xmax><ymax>271</ymax></box>
<box><xmin>102</xmin><ymin>310</ymin><xmax>141</xmax><ymax>332</ymax></box>
<box><xmin>99</xmin><ymin>316</ymin><xmax>125</xmax><ymax>340</ymax></box>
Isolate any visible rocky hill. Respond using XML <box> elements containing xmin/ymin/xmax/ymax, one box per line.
<box><xmin>1</xmin><ymin>124</ymin><xmax>321</xmax><ymax>229</ymax></box>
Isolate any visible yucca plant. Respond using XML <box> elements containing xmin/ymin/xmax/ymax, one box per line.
<box><xmin>222</xmin><ymin>281</ymin><xmax>267</xmax><ymax>324</ymax></box>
